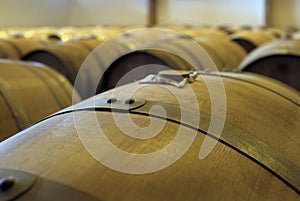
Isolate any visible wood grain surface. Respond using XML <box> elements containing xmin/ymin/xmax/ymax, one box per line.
<box><xmin>0</xmin><ymin>72</ymin><xmax>299</xmax><ymax>200</ymax></box>
<box><xmin>0</xmin><ymin>60</ymin><xmax>79</xmax><ymax>141</ymax></box>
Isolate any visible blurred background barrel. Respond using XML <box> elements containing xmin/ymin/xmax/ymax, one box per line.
<box><xmin>0</xmin><ymin>71</ymin><xmax>298</xmax><ymax>200</ymax></box>
<box><xmin>96</xmin><ymin>49</ymin><xmax>195</xmax><ymax>93</ymax></box>
<box><xmin>24</xmin><ymin>29</ymin><xmax>192</xmax><ymax>98</ymax></box>
<box><xmin>177</xmin><ymin>27</ymin><xmax>229</xmax><ymax>39</ymax></box>
<box><xmin>23</xmin><ymin>38</ymin><xmax>103</xmax><ymax>99</ymax></box>
<box><xmin>195</xmin><ymin>36</ymin><xmax>247</xmax><ymax>71</ymax></box>
<box><xmin>97</xmin><ymin>34</ymin><xmax>247</xmax><ymax>94</ymax></box>
<box><xmin>239</xmin><ymin>39</ymin><xmax>300</xmax><ymax>91</ymax></box>
<box><xmin>217</xmin><ymin>25</ymin><xmax>252</xmax><ymax>35</ymax></box>
<box><xmin>0</xmin><ymin>59</ymin><xmax>80</xmax><ymax>141</ymax></box>
<box><xmin>23</xmin><ymin>38</ymin><xmax>102</xmax><ymax>83</ymax></box>
<box><xmin>230</xmin><ymin>30</ymin><xmax>277</xmax><ymax>53</ymax></box>
<box><xmin>0</xmin><ymin>38</ymin><xmax>54</xmax><ymax>59</ymax></box>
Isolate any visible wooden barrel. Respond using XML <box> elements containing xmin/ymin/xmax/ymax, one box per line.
<box><xmin>239</xmin><ymin>39</ymin><xmax>300</xmax><ymax>91</ymax></box>
<box><xmin>46</xmin><ymin>26</ymin><xmax>122</xmax><ymax>42</ymax></box>
<box><xmin>255</xmin><ymin>26</ymin><xmax>289</xmax><ymax>39</ymax></box>
<box><xmin>96</xmin><ymin>49</ymin><xmax>195</xmax><ymax>93</ymax></box>
<box><xmin>96</xmin><ymin>35</ymin><xmax>224</xmax><ymax>93</ymax></box>
<box><xmin>0</xmin><ymin>59</ymin><xmax>80</xmax><ymax>141</ymax></box>
<box><xmin>230</xmin><ymin>30</ymin><xmax>277</xmax><ymax>53</ymax></box>
<box><xmin>96</xmin><ymin>35</ymin><xmax>247</xmax><ymax>93</ymax></box>
<box><xmin>92</xmin><ymin>29</ymin><xmax>194</xmax><ymax>94</ymax></box>
<box><xmin>0</xmin><ymin>71</ymin><xmax>298</xmax><ymax>200</ymax></box>
<box><xmin>21</xmin><ymin>27</ymin><xmax>59</xmax><ymax>40</ymax></box>
<box><xmin>23</xmin><ymin>38</ymin><xmax>103</xmax><ymax>99</ymax></box>
<box><xmin>106</xmin><ymin>35</ymin><xmax>247</xmax><ymax>80</ymax></box>
<box><xmin>0</xmin><ymin>38</ymin><xmax>53</xmax><ymax>59</ymax></box>
<box><xmin>217</xmin><ymin>25</ymin><xmax>252</xmax><ymax>35</ymax></box>
<box><xmin>141</xmin><ymin>36</ymin><xmax>219</xmax><ymax>70</ymax></box>
<box><xmin>24</xmin><ymin>29</ymin><xmax>182</xmax><ymax>98</ymax></box>
<box><xmin>45</xmin><ymin>27</ymin><xmax>87</xmax><ymax>42</ymax></box>
<box><xmin>180</xmin><ymin>28</ymin><xmax>228</xmax><ymax>39</ymax></box>
<box><xmin>196</xmin><ymin>36</ymin><xmax>247</xmax><ymax>71</ymax></box>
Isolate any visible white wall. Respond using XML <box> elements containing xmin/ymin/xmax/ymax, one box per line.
<box><xmin>157</xmin><ymin>0</ymin><xmax>266</xmax><ymax>26</ymax></box>
<box><xmin>0</xmin><ymin>0</ymin><xmax>299</xmax><ymax>28</ymax></box>
<box><xmin>0</xmin><ymin>0</ymin><xmax>148</xmax><ymax>28</ymax></box>
<box><xmin>67</xmin><ymin>0</ymin><xmax>148</xmax><ymax>26</ymax></box>
<box><xmin>0</xmin><ymin>0</ymin><xmax>69</xmax><ymax>28</ymax></box>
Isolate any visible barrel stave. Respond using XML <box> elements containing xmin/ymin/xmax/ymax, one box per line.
<box><xmin>0</xmin><ymin>72</ymin><xmax>298</xmax><ymax>200</ymax></box>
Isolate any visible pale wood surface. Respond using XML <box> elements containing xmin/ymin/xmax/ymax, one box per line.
<box><xmin>230</xmin><ymin>30</ymin><xmax>277</xmax><ymax>51</ymax></box>
<box><xmin>212</xmin><ymin>72</ymin><xmax>300</xmax><ymax>104</ymax></box>
<box><xmin>196</xmin><ymin>37</ymin><xmax>247</xmax><ymax>70</ymax></box>
<box><xmin>0</xmin><ymin>60</ymin><xmax>77</xmax><ymax>141</ymax></box>
<box><xmin>0</xmin><ymin>41</ymin><xmax>20</xmax><ymax>59</ymax></box>
<box><xmin>0</xmin><ymin>38</ymin><xmax>53</xmax><ymax>59</ymax></box>
<box><xmin>24</xmin><ymin>39</ymin><xmax>101</xmax><ymax>83</ymax></box>
<box><xmin>0</xmin><ymin>72</ymin><xmax>299</xmax><ymax>200</ymax></box>
<box><xmin>0</xmin><ymin>94</ymin><xmax>19</xmax><ymax>139</ymax></box>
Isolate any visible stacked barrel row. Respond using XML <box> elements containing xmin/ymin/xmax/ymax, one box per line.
<box><xmin>0</xmin><ymin>25</ymin><xmax>299</xmax><ymax>140</ymax></box>
<box><xmin>0</xmin><ymin>24</ymin><xmax>297</xmax><ymax>138</ymax></box>
<box><xmin>0</xmin><ymin>26</ymin><xmax>128</xmax><ymax>140</ymax></box>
